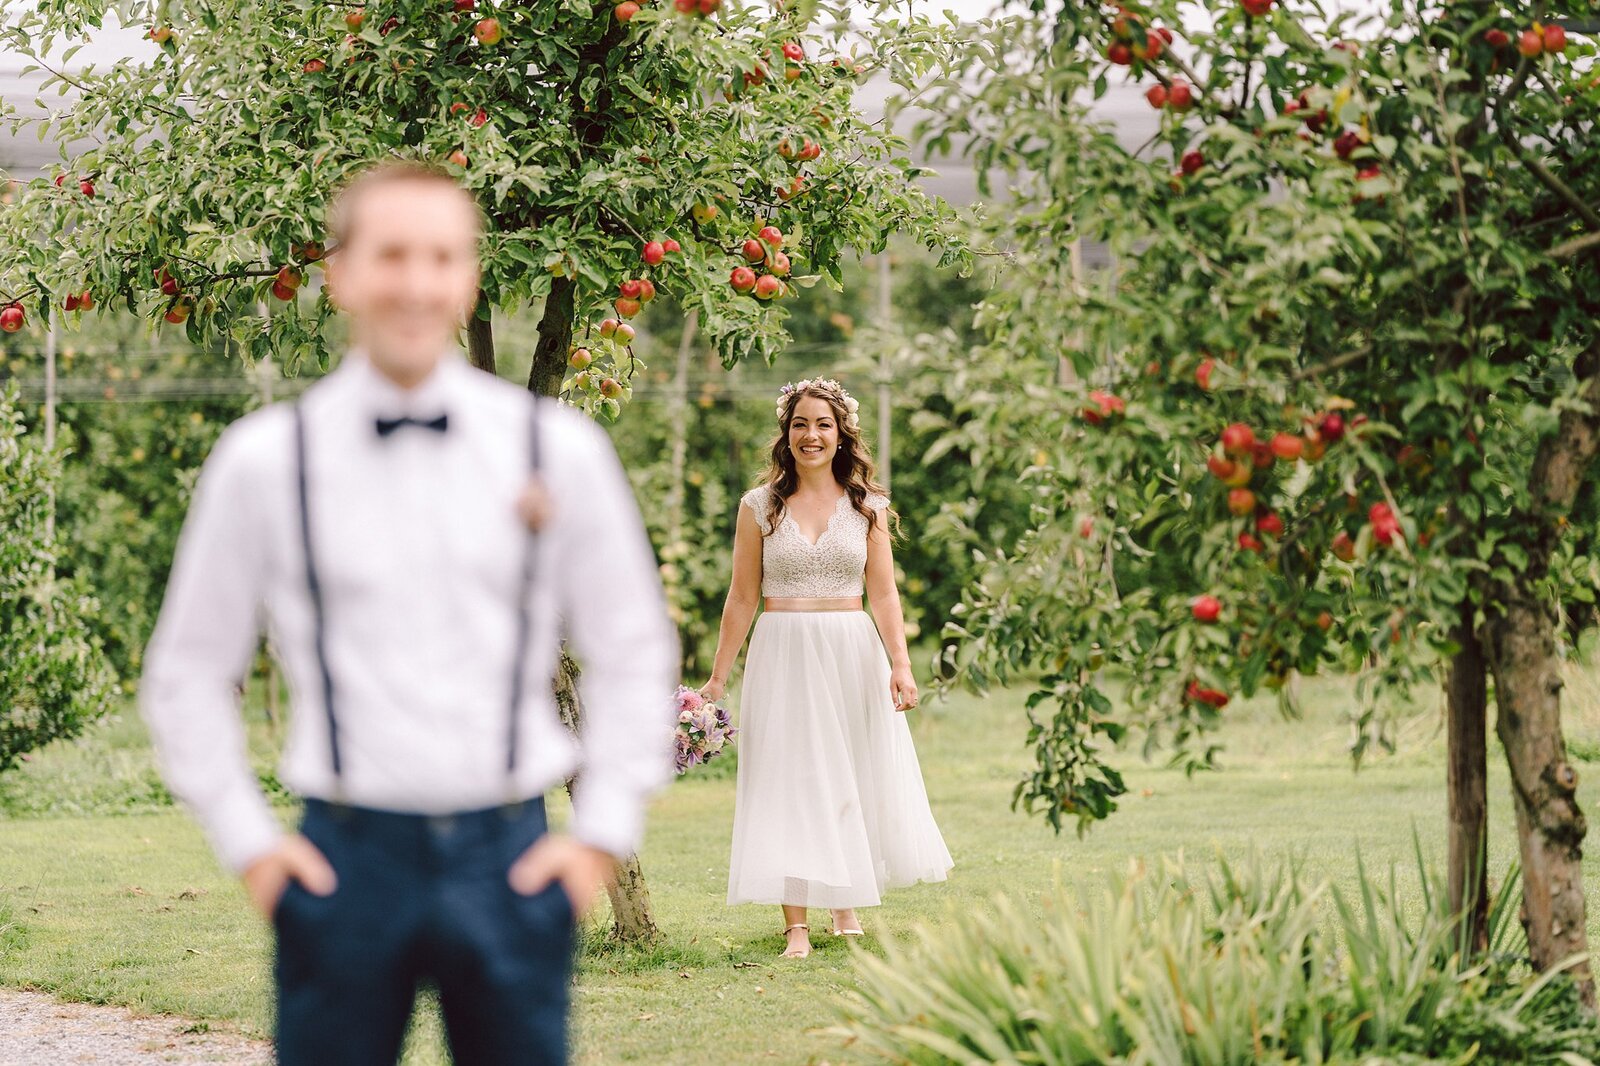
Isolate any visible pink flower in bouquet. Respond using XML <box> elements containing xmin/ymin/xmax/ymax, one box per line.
<box><xmin>676</xmin><ymin>686</ymin><xmax>705</xmax><ymax>714</ymax></box>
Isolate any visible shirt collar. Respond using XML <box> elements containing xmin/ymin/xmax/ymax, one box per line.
<box><xmin>337</xmin><ymin>348</ymin><xmax>464</xmax><ymax>417</ymax></box>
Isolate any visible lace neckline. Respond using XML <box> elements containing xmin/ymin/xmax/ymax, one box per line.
<box><xmin>782</xmin><ymin>493</ymin><xmax>850</xmax><ymax>548</ymax></box>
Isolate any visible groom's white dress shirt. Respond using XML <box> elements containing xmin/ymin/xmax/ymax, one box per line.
<box><xmin>140</xmin><ymin>350</ymin><xmax>680</xmax><ymax>874</ymax></box>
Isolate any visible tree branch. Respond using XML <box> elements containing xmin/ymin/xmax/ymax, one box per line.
<box><xmin>1498</xmin><ymin>122</ymin><xmax>1600</xmax><ymax>232</ymax></box>
<box><xmin>1551</xmin><ymin>231</ymin><xmax>1600</xmax><ymax>260</ymax></box>
<box><xmin>1291</xmin><ymin>343</ymin><xmax>1371</xmax><ymax>382</ymax></box>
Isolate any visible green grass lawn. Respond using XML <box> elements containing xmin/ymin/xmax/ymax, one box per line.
<box><xmin>5</xmin><ymin>668</ymin><xmax>1600</xmax><ymax>1064</ymax></box>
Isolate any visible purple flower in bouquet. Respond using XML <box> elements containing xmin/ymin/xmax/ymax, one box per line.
<box><xmin>672</xmin><ymin>683</ymin><xmax>736</xmax><ymax>774</ymax></box>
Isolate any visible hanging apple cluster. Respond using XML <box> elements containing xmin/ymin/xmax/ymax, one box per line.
<box><xmin>564</xmin><ymin>236</ymin><xmax>685</xmax><ymax>413</ymax></box>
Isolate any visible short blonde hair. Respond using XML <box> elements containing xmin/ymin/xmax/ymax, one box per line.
<box><xmin>325</xmin><ymin>159</ymin><xmax>483</xmax><ymax>250</ymax></box>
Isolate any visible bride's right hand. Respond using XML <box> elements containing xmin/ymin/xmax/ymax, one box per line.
<box><xmin>700</xmin><ymin>677</ymin><xmax>726</xmax><ymax>702</ymax></box>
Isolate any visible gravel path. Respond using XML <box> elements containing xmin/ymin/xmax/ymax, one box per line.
<box><xmin>0</xmin><ymin>988</ymin><xmax>272</xmax><ymax>1065</ymax></box>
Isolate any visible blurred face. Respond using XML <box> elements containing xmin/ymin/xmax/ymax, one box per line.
<box><xmin>323</xmin><ymin>179</ymin><xmax>480</xmax><ymax>388</ymax></box>
<box><xmin>787</xmin><ymin>394</ymin><xmax>841</xmax><ymax>472</ymax></box>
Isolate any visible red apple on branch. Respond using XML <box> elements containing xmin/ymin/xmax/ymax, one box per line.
<box><xmin>729</xmin><ymin>266</ymin><xmax>757</xmax><ymax>292</ymax></box>
<box><xmin>1227</xmin><ymin>488</ymin><xmax>1256</xmax><ymax>516</ymax></box>
<box><xmin>1207</xmin><ymin>454</ymin><xmax>1238</xmax><ymax>481</ymax></box>
<box><xmin>1191</xmin><ymin>595</ymin><xmax>1221</xmax><ymax>623</ymax></box>
<box><xmin>742</xmin><ymin>239</ymin><xmax>765</xmax><ymax>263</ymax></box>
<box><xmin>642</xmin><ymin>241</ymin><xmax>665</xmax><ymax>266</ymax></box>
<box><xmin>1220</xmin><ymin>422</ymin><xmax>1255</xmax><ymax>456</ymax></box>
<box><xmin>1241</xmin><ymin>0</ymin><xmax>1272</xmax><ymax>16</ymax></box>
<box><xmin>1269</xmin><ymin>432</ymin><xmax>1303</xmax><ymax>461</ymax></box>
<box><xmin>0</xmin><ymin>303</ymin><xmax>24</xmax><ymax>332</ymax></box>
<box><xmin>1484</xmin><ymin>28</ymin><xmax>1509</xmax><ymax>48</ymax></box>
<box><xmin>474</xmin><ymin>16</ymin><xmax>503</xmax><ymax>43</ymax></box>
<box><xmin>753</xmin><ymin>275</ymin><xmax>783</xmax><ymax>300</ymax></box>
<box><xmin>1517</xmin><ymin>29</ymin><xmax>1543</xmax><ymax>58</ymax></box>
<box><xmin>1080</xmin><ymin>390</ymin><xmax>1125</xmax><ymax>425</ymax></box>
<box><xmin>1543</xmin><ymin>24</ymin><xmax>1567</xmax><ymax>53</ymax></box>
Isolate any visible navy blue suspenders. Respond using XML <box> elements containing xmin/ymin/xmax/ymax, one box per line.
<box><xmin>292</xmin><ymin>396</ymin><xmax>543</xmax><ymax>801</ymax></box>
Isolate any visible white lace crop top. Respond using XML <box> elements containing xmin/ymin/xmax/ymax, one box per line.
<box><xmin>741</xmin><ymin>484</ymin><xmax>889</xmax><ymax>598</ymax></box>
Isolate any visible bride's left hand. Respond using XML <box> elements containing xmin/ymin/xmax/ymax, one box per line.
<box><xmin>890</xmin><ymin>666</ymin><xmax>919</xmax><ymax>712</ymax></box>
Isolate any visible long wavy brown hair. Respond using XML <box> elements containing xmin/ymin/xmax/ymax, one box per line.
<box><xmin>757</xmin><ymin>381</ymin><xmax>899</xmax><ymax>540</ymax></box>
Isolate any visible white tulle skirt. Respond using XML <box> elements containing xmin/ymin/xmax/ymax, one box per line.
<box><xmin>726</xmin><ymin>609</ymin><xmax>953</xmax><ymax>909</ymax></box>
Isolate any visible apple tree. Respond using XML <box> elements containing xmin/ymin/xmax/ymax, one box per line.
<box><xmin>0</xmin><ymin>0</ymin><xmax>964</xmax><ymax>942</ymax></box>
<box><xmin>913</xmin><ymin>0</ymin><xmax>1600</xmax><ymax>996</ymax></box>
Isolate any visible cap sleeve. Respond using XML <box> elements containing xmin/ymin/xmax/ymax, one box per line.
<box><xmin>864</xmin><ymin>492</ymin><xmax>890</xmax><ymax>513</ymax></box>
<box><xmin>741</xmin><ymin>486</ymin><xmax>773</xmax><ymax>534</ymax></box>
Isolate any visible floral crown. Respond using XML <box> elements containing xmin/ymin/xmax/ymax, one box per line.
<box><xmin>776</xmin><ymin>378</ymin><xmax>861</xmax><ymax>430</ymax></box>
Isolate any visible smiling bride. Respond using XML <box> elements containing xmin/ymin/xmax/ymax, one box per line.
<box><xmin>699</xmin><ymin>377</ymin><xmax>953</xmax><ymax>960</ymax></box>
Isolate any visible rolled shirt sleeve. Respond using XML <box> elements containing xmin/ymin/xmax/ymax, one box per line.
<box><xmin>550</xmin><ymin>407</ymin><xmax>681</xmax><ymax>859</ymax></box>
<box><xmin>139</xmin><ymin>420</ymin><xmax>284</xmax><ymax>874</ymax></box>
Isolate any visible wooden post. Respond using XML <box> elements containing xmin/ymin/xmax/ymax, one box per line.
<box><xmin>1063</xmin><ymin>240</ymin><xmax>1083</xmax><ymax>388</ymax></box>
<box><xmin>877</xmin><ymin>252</ymin><xmax>893</xmax><ymax>489</ymax></box>
<box><xmin>44</xmin><ymin>306</ymin><xmax>57</xmax><ymax>543</ymax></box>
<box><xmin>666</xmin><ymin>311</ymin><xmax>699</xmax><ymax>541</ymax></box>
<box><xmin>1446</xmin><ymin>601</ymin><xmax>1489</xmax><ymax>955</ymax></box>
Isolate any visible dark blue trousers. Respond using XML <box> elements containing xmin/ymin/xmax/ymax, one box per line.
<box><xmin>274</xmin><ymin>797</ymin><xmax>575</xmax><ymax>1066</ymax></box>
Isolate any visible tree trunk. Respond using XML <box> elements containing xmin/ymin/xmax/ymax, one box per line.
<box><xmin>527</xmin><ymin>274</ymin><xmax>575</xmax><ymax>399</ymax></box>
<box><xmin>1478</xmin><ymin>340</ymin><xmax>1600</xmax><ymax>1006</ymax></box>
<box><xmin>522</xmin><ymin>275</ymin><xmax>663</xmax><ymax>945</ymax></box>
<box><xmin>1446</xmin><ymin>602</ymin><xmax>1489</xmax><ymax>956</ymax></box>
<box><xmin>554</xmin><ymin>652</ymin><xmax>661</xmax><ymax>943</ymax></box>
<box><xmin>1485</xmin><ymin>595</ymin><xmax>1592</xmax><ymax>1004</ymax></box>
<box><xmin>466</xmin><ymin>289</ymin><xmax>496</xmax><ymax>374</ymax></box>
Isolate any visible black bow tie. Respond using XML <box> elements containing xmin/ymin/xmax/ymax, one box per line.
<box><xmin>374</xmin><ymin>413</ymin><xmax>449</xmax><ymax>438</ymax></box>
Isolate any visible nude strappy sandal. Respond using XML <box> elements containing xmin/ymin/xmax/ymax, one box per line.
<box><xmin>781</xmin><ymin>922</ymin><xmax>811</xmax><ymax>959</ymax></box>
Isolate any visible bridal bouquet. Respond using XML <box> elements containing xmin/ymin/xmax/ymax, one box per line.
<box><xmin>674</xmin><ymin>684</ymin><xmax>736</xmax><ymax>775</ymax></box>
